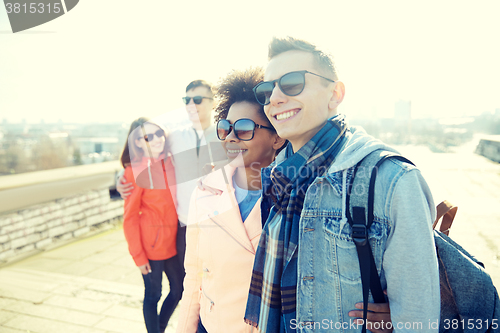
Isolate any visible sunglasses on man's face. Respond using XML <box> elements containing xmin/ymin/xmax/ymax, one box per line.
<box><xmin>182</xmin><ymin>96</ymin><xmax>213</xmax><ymax>105</ymax></box>
<box><xmin>141</xmin><ymin>129</ymin><xmax>165</xmax><ymax>142</ymax></box>
<box><xmin>216</xmin><ymin>118</ymin><xmax>274</xmax><ymax>141</ymax></box>
<box><xmin>253</xmin><ymin>70</ymin><xmax>335</xmax><ymax>106</ymax></box>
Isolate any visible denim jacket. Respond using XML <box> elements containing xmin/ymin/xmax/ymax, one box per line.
<box><xmin>273</xmin><ymin>127</ymin><xmax>440</xmax><ymax>332</ymax></box>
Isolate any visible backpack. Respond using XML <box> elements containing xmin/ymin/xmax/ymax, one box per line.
<box><xmin>346</xmin><ymin>150</ymin><xmax>500</xmax><ymax>333</ymax></box>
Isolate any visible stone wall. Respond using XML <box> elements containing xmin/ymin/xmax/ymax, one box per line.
<box><xmin>0</xmin><ymin>161</ymin><xmax>123</xmax><ymax>264</ymax></box>
<box><xmin>0</xmin><ymin>188</ymin><xmax>123</xmax><ymax>263</ymax></box>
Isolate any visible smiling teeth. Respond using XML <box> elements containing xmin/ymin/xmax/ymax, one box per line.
<box><xmin>227</xmin><ymin>149</ymin><xmax>247</xmax><ymax>154</ymax></box>
<box><xmin>275</xmin><ymin>111</ymin><xmax>298</xmax><ymax>120</ymax></box>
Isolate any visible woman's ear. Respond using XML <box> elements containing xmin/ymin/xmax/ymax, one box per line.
<box><xmin>273</xmin><ymin>134</ymin><xmax>287</xmax><ymax>151</ymax></box>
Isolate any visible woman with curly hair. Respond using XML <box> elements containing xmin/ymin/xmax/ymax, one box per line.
<box><xmin>176</xmin><ymin>67</ymin><xmax>285</xmax><ymax>333</ymax></box>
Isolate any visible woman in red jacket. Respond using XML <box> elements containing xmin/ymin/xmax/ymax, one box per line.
<box><xmin>120</xmin><ymin>117</ymin><xmax>182</xmax><ymax>333</ymax></box>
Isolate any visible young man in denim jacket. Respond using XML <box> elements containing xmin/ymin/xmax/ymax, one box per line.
<box><xmin>244</xmin><ymin>37</ymin><xmax>440</xmax><ymax>333</ymax></box>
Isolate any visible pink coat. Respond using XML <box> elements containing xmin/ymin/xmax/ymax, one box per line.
<box><xmin>176</xmin><ymin>166</ymin><xmax>261</xmax><ymax>333</ymax></box>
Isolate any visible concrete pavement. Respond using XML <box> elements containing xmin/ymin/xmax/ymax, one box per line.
<box><xmin>0</xmin><ymin>227</ymin><xmax>179</xmax><ymax>333</ymax></box>
<box><xmin>0</xmin><ymin>143</ymin><xmax>499</xmax><ymax>332</ymax></box>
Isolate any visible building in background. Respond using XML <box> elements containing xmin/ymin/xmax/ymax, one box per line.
<box><xmin>0</xmin><ymin>121</ymin><xmax>128</xmax><ymax>176</ymax></box>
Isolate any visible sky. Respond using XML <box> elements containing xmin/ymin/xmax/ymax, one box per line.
<box><xmin>1</xmin><ymin>0</ymin><xmax>499</xmax><ymax>125</ymax></box>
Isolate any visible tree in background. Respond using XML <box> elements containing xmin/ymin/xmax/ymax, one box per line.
<box><xmin>31</xmin><ymin>136</ymin><xmax>67</xmax><ymax>171</ymax></box>
<box><xmin>0</xmin><ymin>136</ymin><xmax>31</xmax><ymax>175</ymax></box>
<box><xmin>73</xmin><ymin>148</ymin><xmax>83</xmax><ymax>165</ymax></box>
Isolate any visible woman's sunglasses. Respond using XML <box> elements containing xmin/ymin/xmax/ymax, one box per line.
<box><xmin>216</xmin><ymin>118</ymin><xmax>274</xmax><ymax>141</ymax></box>
<box><xmin>182</xmin><ymin>96</ymin><xmax>213</xmax><ymax>105</ymax></box>
<box><xmin>252</xmin><ymin>70</ymin><xmax>335</xmax><ymax>106</ymax></box>
<box><xmin>141</xmin><ymin>129</ymin><xmax>165</xmax><ymax>142</ymax></box>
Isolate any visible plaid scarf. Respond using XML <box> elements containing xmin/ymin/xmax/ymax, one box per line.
<box><xmin>245</xmin><ymin>115</ymin><xmax>348</xmax><ymax>333</ymax></box>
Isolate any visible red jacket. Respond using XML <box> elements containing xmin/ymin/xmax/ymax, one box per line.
<box><xmin>123</xmin><ymin>155</ymin><xmax>178</xmax><ymax>266</ymax></box>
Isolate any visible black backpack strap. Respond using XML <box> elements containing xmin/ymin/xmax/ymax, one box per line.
<box><xmin>346</xmin><ymin>150</ymin><xmax>414</xmax><ymax>333</ymax></box>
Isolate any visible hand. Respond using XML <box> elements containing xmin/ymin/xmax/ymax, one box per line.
<box><xmin>348</xmin><ymin>301</ymin><xmax>392</xmax><ymax>333</ymax></box>
<box><xmin>138</xmin><ymin>262</ymin><xmax>152</xmax><ymax>275</ymax></box>
<box><xmin>197</xmin><ymin>164</ymin><xmax>223</xmax><ymax>195</ymax></box>
<box><xmin>117</xmin><ymin>175</ymin><xmax>134</xmax><ymax>199</ymax></box>
<box><xmin>196</xmin><ymin>178</ymin><xmax>222</xmax><ymax>195</ymax></box>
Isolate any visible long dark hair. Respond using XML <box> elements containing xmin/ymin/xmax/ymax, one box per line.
<box><xmin>120</xmin><ymin>117</ymin><xmax>170</xmax><ymax>168</ymax></box>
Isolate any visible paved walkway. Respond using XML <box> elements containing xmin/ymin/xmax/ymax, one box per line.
<box><xmin>0</xmin><ymin>227</ymin><xmax>176</xmax><ymax>333</ymax></box>
<box><xmin>0</xmin><ymin>144</ymin><xmax>499</xmax><ymax>332</ymax></box>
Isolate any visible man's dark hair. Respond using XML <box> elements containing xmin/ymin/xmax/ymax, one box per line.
<box><xmin>268</xmin><ymin>36</ymin><xmax>338</xmax><ymax>83</ymax></box>
<box><xmin>214</xmin><ymin>67</ymin><xmax>271</xmax><ymax>124</ymax></box>
<box><xmin>185</xmin><ymin>80</ymin><xmax>214</xmax><ymax>96</ymax></box>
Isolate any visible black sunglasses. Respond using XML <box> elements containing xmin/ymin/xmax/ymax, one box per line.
<box><xmin>182</xmin><ymin>96</ymin><xmax>213</xmax><ymax>105</ymax></box>
<box><xmin>216</xmin><ymin>118</ymin><xmax>274</xmax><ymax>141</ymax></box>
<box><xmin>141</xmin><ymin>129</ymin><xmax>165</xmax><ymax>142</ymax></box>
<box><xmin>253</xmin><ymin>70</ymin><xmax>335</xmax><ymax>106</ymax></box>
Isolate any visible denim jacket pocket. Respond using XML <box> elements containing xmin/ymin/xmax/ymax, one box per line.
<box><xmin>322</xmin><ymin>216</ymin><xmax>387</xmax><ymax>283</ymax></box>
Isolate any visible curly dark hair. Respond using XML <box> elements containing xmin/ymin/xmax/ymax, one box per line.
<box><xmin>213</xmin><ymin>67</ymin><xmax>289</xmax><ymax>155</ymax></box>
<box><xmin>213</xmin><ymin>67</ymin><xmax>270</xmax><ymax>124</ymax></box>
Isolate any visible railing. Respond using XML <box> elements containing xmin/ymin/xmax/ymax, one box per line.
<box><xmin>475</xmin><ymin>136</ymin><xmax>500</xmax><ymax>163</ymax></box>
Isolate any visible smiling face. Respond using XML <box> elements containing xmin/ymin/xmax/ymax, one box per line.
<box><xmin>185</xmin><ymin>86</ymin><xmax>214</xmax><ymax>130</ymax></box>
<box><xmin>264</xmin><ymin>50</ymin><xmax>345</xmax><ymax>151</ymax></box>
<box><xmin>134</xmin><ymin>123</ymin><xmax>166</xmax><ymax>159</ymax></box>
<box><xmin>223</xmin><ymin>101</ymin><xmax>282</xmax><ymax>169</ymax></box>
